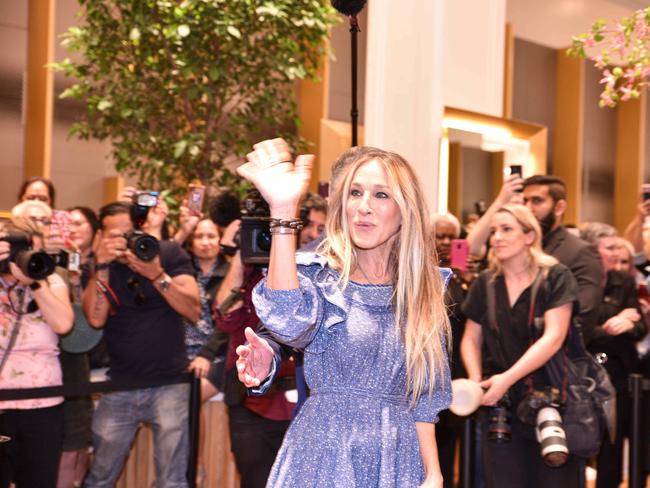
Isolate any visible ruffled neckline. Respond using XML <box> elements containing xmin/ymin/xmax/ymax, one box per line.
<box><xmin>293</xmin><ymin>251</ymin><xmax>451</xmax><ymax>354</ymax></box>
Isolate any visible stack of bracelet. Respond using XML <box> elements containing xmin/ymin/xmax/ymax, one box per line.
<box><xmin>269</xmin><ymin>218</ymin><xmax>304</xmax><ymax>235</ymax></box>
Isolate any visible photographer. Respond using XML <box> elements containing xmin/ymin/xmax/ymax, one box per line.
<box><xmin>0</xmin><ymin>217</ymin><xmax>74</xmax><ymax>488</ymax></box>
<box><xmin>82</xmin><ymin>201</ymin><xmax>200</xmax><ymax>488</ymax></box>
<box><xmin>460</xmin><ymin>204</ymin><xmax>580</xmax><ymax>487</ymax></box>
<box><xmin>204</xmin><ymin>214</ymin><xmax>295</xmax><ymax>488</ymax></box>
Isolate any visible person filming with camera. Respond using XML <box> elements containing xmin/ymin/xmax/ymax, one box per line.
<box><xmin>0</xmin><ymin>216</ymin><xmax>74</xmax><ymax>488</ymax></box>
<box><xmin>82</xmin><ymin>198</ymin><xmax>200</xmax><ymax>488</ymax></box>
<box><xmin>460</xmin><ymin>204</ymin><xmax>580</xmax><ymax>487</ymax></box>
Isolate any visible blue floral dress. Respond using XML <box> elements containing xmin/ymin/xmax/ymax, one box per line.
<box><xmin>252</xmin><ymin>253</ymin><xmax>452</xmax><ymax>487</ymax></box>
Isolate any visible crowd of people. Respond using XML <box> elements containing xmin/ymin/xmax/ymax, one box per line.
<box><xmin>0</xmin><ymin>141</ymin><xmax>649</xmax><ymax>488</ymax></box>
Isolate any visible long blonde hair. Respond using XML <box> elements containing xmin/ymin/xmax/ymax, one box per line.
<box><xmin>319</xmin><ymin>148</ymin><xmax>450</xmax><ymax>402</ymax></box>
<box><xmin>488</xmin><ymin>204</ymin><xmax>557</xmax><ymax>276</ymax></box>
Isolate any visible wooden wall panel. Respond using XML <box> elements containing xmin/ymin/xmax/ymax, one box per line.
<box><xmin>553</xmin><ymin>52</ymin><xmax>584</xmax><ymax>224</ymax></box>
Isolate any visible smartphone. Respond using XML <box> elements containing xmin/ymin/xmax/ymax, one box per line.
<box><xmin>642</xmin><ymin>183</ymin><xmax>650</xmax><ymax>202</ymax></box>
<box><xmin>506</xmin><ymin>165</ymin><xmax>523</xmax><ymax>192</ymax></box>
<box><xmin>450</xmin><ymin>239</ymin><xmax>469</xmax><ymax>271</ymax></box>
<box><xmin>187</xmin><ymin>184</ymin><xmax>206</xmax><ymax>216</ymax></box>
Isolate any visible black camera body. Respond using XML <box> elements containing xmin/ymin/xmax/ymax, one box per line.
<box><xmin>0</xmin><ymin>232</ymin><xmax>56</xmax><ymax>280</ymax></box>
<box><xmin>50</xmin><ymin>249</ymin><xmax>81</xmax><ymax>272</ymax></box>
<box><xmin>239</xmin><ymin>189</ymin><xmax>273</xmax><ymax>266</ymax></box>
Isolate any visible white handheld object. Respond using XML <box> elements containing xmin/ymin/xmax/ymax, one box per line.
<box><xmin>450</xmin><ymin>378</ymin><xmax>484</xmax><ymax>416</ymax></box>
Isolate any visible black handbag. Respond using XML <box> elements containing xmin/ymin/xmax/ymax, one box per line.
<box><xmin>485</xmin><ymin>269</ymin><xmax>616</xmax><ymax>459</ymax></box>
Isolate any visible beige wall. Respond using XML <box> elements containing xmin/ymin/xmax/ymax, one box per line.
<box><xmin>52</xmin><ymin>0</ymin><xmax>113</xmax><ymax>211</ymax></box>
<box><xmin>442</xmin><ymin>0</ymin><xmax>506</xmax><ymax>118</ymax></box>
<box><xmin>0</xmin><ymin>0</ymin><xmax>27</xmax><ymax>210</ymax></box>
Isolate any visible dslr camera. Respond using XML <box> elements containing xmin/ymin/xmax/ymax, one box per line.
<box><xmin>125</xmin><ymin>191</ymin><xmax>160</xmax><ymax>262</ymax></box>
<box><xmin>0</xmin><ymin>232</ymin><xmax>56</xmax><ymax>280</ymax></box>
<box><xmin>517</xmin><ymin>386</ymin><xmax>569</xmax><ymax>467</ymax></box>
<box><xmin>239</xmin><ymin>189</ymin><xmax>272</xmax><ymax>266</ymax></box>
<box><xmin>487</xmin><ymin>394</ymin><xmax>512</xmax><ymax>444</ymax></box>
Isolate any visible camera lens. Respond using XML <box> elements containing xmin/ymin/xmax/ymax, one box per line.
<box><xmin>128</xmin><ymin>233</ymin><xmax>160</xmax><ymax>261</ymax></box>
<box><xmin>536</xmin><ymin>407</ymin><xmax>569</xmax><ymax>467</ymax></box>
<box><xmin>256</xmin><ymin>229</ymin><xmax>272</xmax><ymax>253</ymax></box>
<box><xmin>487</xmin><ymin>404</ymin><xmax>512</xmax><ymax>443</ymax></box>
<box><xmin>15</xmin><ymin>250</ymin><xmax>56</xmax><ymax>280</ymax></box>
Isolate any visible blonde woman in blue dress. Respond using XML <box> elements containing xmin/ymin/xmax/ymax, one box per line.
<box><xmin>237</xmin><ymin>139</ymin><xmax>451</xmax><ymax>488</ymax></box>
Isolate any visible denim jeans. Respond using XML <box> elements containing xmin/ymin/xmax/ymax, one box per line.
<box><xmin>84</xmin><ymin>383</ymin><xmax>189</xmax><ymax>488</ymax></box>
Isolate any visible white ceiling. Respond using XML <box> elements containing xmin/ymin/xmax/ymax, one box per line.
<box><xmin>507</xmin><ymin>0</ymin><xmax>644</xmax><ymax>48</ymax></box>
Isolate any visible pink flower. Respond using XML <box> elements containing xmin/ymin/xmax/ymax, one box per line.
<box><xmin>620</xmin><ymin>85</ymin><xmax>634</xmax><ymax>101</ymax></box>
<box><xmin>600</xmin><ymin>69</ymin><xmax>616</xmax><ymax>88</ymax></box>
<box><xmin>594</xmin><ymin>55</ymin><xmax>606</xmax><ymax>69</ymax></box>
<box><xmin>600</xmin><ymin>92</ymin><xmax>615</xmax><ymax>107</ymax></box>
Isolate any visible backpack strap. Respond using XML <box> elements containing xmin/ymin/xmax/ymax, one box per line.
<box><xmin>485</xmin><ymin>271</ymin><xmax>511</xmax><ymax>372</ymax></box>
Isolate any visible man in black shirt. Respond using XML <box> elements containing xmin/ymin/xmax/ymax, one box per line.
<box><xmin>522</xmin><ymin>175</ymin><xmax>604</xmax><ymax>345</ymax></box>
<box><xmin>83</xmin><ymin>202</ymin><xmax>200</xmax><ymax>488</ymax></box>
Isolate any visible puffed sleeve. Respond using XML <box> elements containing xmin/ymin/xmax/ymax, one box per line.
<box><xmin>252</xmin><ymin>264</ymin><xmax>325</xmax><ymax>350</ymax></box>
<box><xmin>412</xmin><ymin>269</ymin><xmax>453</xmax><ymax>423</ymax></box>
<box><xmin>411</xmin><ymin>340</ymin><xmax>452</xmax><ymax>423</ymax></box>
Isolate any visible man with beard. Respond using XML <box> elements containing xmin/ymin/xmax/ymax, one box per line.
<box><xmin>522</xmin><ymin>175</ymin><xmax>604</xmax><ymax>343</ymax></box>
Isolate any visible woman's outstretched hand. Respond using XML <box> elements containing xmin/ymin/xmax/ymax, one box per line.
<box><xmin>235</xmin><ymin>327</ymin><xmax>276</xmax><ymax>388</ymax></box>
<box><xmin>237</xmin><ymin>138</ymin><xmax>314</xmax><ymax>218</ymax></box>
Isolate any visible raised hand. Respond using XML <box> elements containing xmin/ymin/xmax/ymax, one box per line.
<box><xmin>189</xmin><ymin>356</ymin><xmax>211</xmax><ymax>378</ymax></box>
<box><xmin>496</xmin><ymin>174</ymin><xmax>524</xmax><ymax>205</ymax></box>
<box><xmin>237</xmin><ymin>138</ymin><xmax>314</xmax><ymax>218</ymax></box>
<box><xmin>235</xmin><ymin>327</ymin><xmax>275</xmax><ymax>387</ymax></box>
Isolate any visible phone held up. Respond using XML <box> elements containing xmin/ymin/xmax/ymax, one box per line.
<box><xmin>187</xmin><ymin>184</ymin><xmax>206</xmax><ymax>216</ymax></box>
<box><xmin>506</xmin><ymin>164</ymin><xmax>523</xmax><ymax>192</ymax></box>
<box><xmin>450</xmin><ymin>239</ymin><xmax>469</xmax><ymax>272</ymax></box>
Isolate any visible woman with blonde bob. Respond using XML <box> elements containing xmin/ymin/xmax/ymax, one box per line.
<box><xmin>236</xmin><ymin>139</ymin><xmax>451</xmax><ymax>488</ymax></box>
<box><xmin>460</xmin><ymin>204</ymin><xmax>581</xmax><ymax>487</ymax></box>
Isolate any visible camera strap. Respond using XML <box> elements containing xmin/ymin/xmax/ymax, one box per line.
<box><xmin>486</xmin><ymin>269</ymin><xmax>545</xmax><ymax>384</ymax></box>
<box><xmin>95</xmin><ymin>278</ymin><xmax>120</xmax><ymax>315</ymax></box>
<box><xmin>0</xmin><ymin>285</ymin><xmax>27</xmax><ymax>377</ymax></box>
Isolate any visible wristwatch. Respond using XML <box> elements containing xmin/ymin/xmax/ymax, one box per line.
<box><xmin>158</xmin><ymin>274</ymin><xmax>172</xmax><ymax>292</ymax></box>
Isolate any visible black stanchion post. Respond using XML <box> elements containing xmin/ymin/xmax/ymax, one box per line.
<box><xmin>459</xmin><ymin>416</ymin><xmax>474</xmax><ymax>488</ymax></box>
<box><xmin>187</xmin><ymin>375</ymin><xmax>201</xmax><ymax>488</ymax></box>
<box><xmin>349</xmin><ymin>15</ymin><xmax>359</xmax><ymax>147</ymax></box>
<box><xmin>628</xmin><ymin>374</ymin><xmax>642</xmax><ymax>488</ymax></box>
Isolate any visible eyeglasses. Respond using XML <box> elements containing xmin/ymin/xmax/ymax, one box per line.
<box><xmin>29</xmin><ymin>216</ymin><xmax>52</xmax><ymax>226</ymax></box>
<box><xmin>127</xmin><ymin>276</ymin><xmax>145</xmax><ymax>305</ymax></box>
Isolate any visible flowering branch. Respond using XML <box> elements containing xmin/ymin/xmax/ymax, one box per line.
<box><xmin>567</xmin><ymin>8</ymin><xmax>650</xmax><ymax>107</ymax></box>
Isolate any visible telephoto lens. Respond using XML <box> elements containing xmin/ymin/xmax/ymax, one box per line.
<box><xmin>487</xmin><ymin>402</ymin><xmax>512</xmax><ymax>443</ymax></box>
<box><xmin>14</xmin><ymin>249</ymin><xmax>56</xmax><ymax>280</ymax></box>
<box><xmin>0</xmin><ymin>232</ymin><xmax>56</xmax><ymax>280</ymax></box>
<box><xmin>535</xmin><ymin>407</ymin><xmax>569</xmax><ymax>467</ymax></box>
<box><xmin>125</xmin><ymin>231</ymin><xmax>160</xmax><ymax>261</ymax></box>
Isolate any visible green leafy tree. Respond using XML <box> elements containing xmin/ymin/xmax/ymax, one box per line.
<box><xmin>54</xmin><ymin>0</ymin><xmax>338</xmax><ymax>202</ymax></box>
